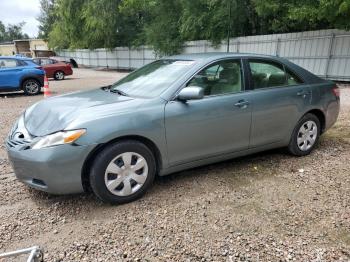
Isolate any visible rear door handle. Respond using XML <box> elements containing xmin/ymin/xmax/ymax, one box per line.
<box><xmin>297</xmin><ymin>91</ymin><xmax>310</xmax><ymax>97</ymax></box>
<box><xmin>234</xmin><ymin>100</ymin><xmax>250</xmax><ymax>108</ymax></box>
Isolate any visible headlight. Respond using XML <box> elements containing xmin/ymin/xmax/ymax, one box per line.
<box><xmin>31</xmin><ymin>129</ymin><xmax>86</xmax><ymax>149</ymax></box>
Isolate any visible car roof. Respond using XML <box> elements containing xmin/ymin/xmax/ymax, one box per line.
<box><xmin>164</xmin><ymin>52</ymin><xmax>279</xmax><ymax>61</ymax></box>
<box><xmin>0</xmin><ymin>56</ymin><xmax>33</xmax><ymax>61</ymax></box>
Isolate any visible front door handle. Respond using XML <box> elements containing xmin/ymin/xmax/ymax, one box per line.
<box><xmin>234</xmin><ymin>100</ymin><xmax>250</xmax><ymax>109</ymax></box>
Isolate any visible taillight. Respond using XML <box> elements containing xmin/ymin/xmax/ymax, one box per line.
<box><xmin>35</xmin><ymin>66</ymin><xmax>43</xmax><ymax>70</ymax></box>
<box><xmin>332</xmin><ymin>85</ymin><xmax>340</xmax><ymax>97</ymax></box>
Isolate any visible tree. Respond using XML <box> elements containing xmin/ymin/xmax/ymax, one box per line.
<box><xmin>143</xmin><ymin>0</ymin><xmax>183</xmax><ymax>55</ymax></box>
<box><xmin>37</xmin><ymin>0</ymin><xmax>57</xmax><ymax>40</ymax></box>
<box><xmin>252</xmin><ymin>0</ymin><xmax>350</xmax><ymax>32</ymax></box>
<box><xmin>0</xmin><ymin>21</ymin><xmax>6</xmax><ymax>41</ymax></box>
<box><xmin>41</xmin><ymin>0</ymin><xmax>350</xmax><ymax>54</ymax></box>
<box><xmin>180</xmin><ymin>0</ymin><xmax>256</xmax><ymax>45</ymax></box>
<box><xmin>0</xmin><ymin>21</ymin><xmax>29</xmax><ymax>42</ymax></box>
<box><xmin>287</xmin><ymin>0</ymin><xmax>350</xmax><ymax>30</ymax></box>
<box><xmin>48</xmin><ymin>0</ymin><xmax>86</xmax><ymax>49</ymax></box>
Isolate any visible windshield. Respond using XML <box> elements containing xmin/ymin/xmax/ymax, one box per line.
<box><xmin>111</xmin><ymin>59</ymin><xmax>195</xmax><ymax>98</ymax></box>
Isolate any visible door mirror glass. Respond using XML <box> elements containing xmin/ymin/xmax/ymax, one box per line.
<box><xmin>177</xmin><ymin>87</ymin><xmax>204</xmax><ymax>101</ymax></box>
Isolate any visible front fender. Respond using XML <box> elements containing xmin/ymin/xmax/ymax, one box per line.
<box><xmin>68</xmin><ymin>103</ymin><xmax>169</xmax><ymax>169</ymax></box>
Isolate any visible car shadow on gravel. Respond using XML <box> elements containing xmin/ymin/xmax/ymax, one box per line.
<box><xmin>23</xmin><ymin>148</ymin><xmax>286</xmax><ymax>209</ymax></box>
<box><xmin>25</xmin><ymin>187</ymin><xmax>96</xmax><ymax>206</ymax></box>
<box><xmin>0</xmin><ymin>92</ymin><xmax>54</xmax><ymax>98</ymax></box>
<box><xmin>0</xmin><ymin>92</ymin><xmax>26</xmax><ymax>98</ymax></box>
<box><xmin>154</xmin><ymin>148</ymin><xmax>287</xmax><ymax>190</ymax></box>
<box><xmin>22</xmin><ymin>135</ymin><xmax>344</xmax><ymax>209</ymax></box>
<box><xmin>51</xmin><ymin>77</ymin><xmax>79</xmax><ymax>81</ymax></box>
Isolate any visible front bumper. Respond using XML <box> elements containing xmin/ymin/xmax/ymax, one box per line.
<box><xmin>6</xmin><ymin>142</ymin><xmax>95</xmax><ymax>195</ymax></box>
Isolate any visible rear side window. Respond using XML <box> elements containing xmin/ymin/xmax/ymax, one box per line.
<box><xmin>41</xmin><ymin>59</ymin><xmax>53</xmax><ymax>65</ymax></box>
<box><xmin>249</xmin><ymin>60</ymin><xmax>302</xmax><ymax>89</ymax></box>
<box><xmin>17</xmin><ymin>60</ymin><xmax>28</xmax><ymax>66</ymax></box>
<box><xmin>0</xmin><ymin>59</ymin><xmax>18</xmax><ymax>68</ymax></box>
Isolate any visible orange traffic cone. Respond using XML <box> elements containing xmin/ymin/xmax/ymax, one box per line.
<box><xmin>43</xmin><ymin>75</ymin><xmax>51</xmax><ymax>98</ymax></box>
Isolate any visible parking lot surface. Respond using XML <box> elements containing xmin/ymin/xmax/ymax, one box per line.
<box><xmin>0</xmin><ymin>69</ymin><xmax>349</xmax><ymax>261</ymax></box>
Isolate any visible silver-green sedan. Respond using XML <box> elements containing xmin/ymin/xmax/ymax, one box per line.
<box><xmin>6</xmin><ymin>53</ymin><xmax>340</xmax><ymax>204</ymax></box>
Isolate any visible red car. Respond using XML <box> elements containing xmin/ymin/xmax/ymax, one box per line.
<box><xmin>33</xmin><ymin>58</ymin><xmax>73</xmax><ymax>80</ymax></box>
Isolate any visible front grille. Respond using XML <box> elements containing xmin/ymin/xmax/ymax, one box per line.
<box><xmin>6</xmin><ymin>138</ymin><xmax>31</xmax><ymax>149</ymax></box>
<box><xmin>7</xmin><ymin>115</ymin><xmax>34</xmax><ymax>150</ymax></box>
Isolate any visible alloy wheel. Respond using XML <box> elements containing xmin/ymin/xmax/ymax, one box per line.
<box><xmin>55</xmin><ymin>71</ymin><xmax>64</xmax><ymax>80</ymax></box>
<box><xmin>104</xmin><ymin>152</ymin><xmax>149</xmax><ymax>196</ymax></box>
<box><xmin>25</xmin><ymin>80</ymin><xmax>39</xmax><ymax>94</ymax></box>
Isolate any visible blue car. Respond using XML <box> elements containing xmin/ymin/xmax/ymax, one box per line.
<box><xmin>0</xmin><ymin>56</ymin><xmax>45</xmax><ymax>95</ymax></box>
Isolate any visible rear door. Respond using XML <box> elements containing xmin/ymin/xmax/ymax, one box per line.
<box><xmin>164</xmin><ymin>59</ymin><xmax>253</xmax><ymax>166</ymax></box>
<box><xmin>246</xmin><ymin>58</ymin><xmax>310</xmax><ymax>147</ymax></box>
<box><xmin>41</xmin><ymin>58</ymin><xmax>55</xmax><ymax>77</ymax></box>
<box><xmin>0</xmin><ymin>58</ymin><xmax>23</xmax><ymax>89</ymax></box>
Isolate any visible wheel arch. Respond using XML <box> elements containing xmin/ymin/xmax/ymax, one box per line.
<box><xmin>304</xmin><ymin>109</ymin><xmax>326</xmax><ymax>134</ymax></box>
<box><xmin>81</xmin><ymin>135</ymin><xmax>163</xmax><ymax>192</ymax></box>
<box><xmin>20</xmin><ymin>75</ymin><xmax>43</xmax><ymax>89</ymax></box>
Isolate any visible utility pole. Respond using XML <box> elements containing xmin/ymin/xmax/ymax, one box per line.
<box><xmin>226</xmin><ymin>0</ymin><xmax>232</xmax><ymax>53</ymax></box>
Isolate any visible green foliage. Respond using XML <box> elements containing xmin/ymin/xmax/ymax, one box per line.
<box><xmin>0</xmin><ymin>21</ymin><xmax>29</xmax><ymax>42</ymax></box>
<box><xmin>37</xmin><ymin>0</ymin><xmax>57</xmax><ymax>40</ymax></box>
<box><xmin>39</xmin><ymin>0</ymin><xmax>350</xmax><ymax>55</ymax></box>
<box><xmin>48</xmin><ymin>0</ymin><xmax>86</xmax><ymax>49</ymax></box>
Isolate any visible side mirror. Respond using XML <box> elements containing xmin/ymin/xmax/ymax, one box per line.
<box><xmin>177</xmin><ymin>86</ymin><xmax>204</xmax><ymax>101</ymax></box>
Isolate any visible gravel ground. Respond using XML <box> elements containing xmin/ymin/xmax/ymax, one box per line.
<box><xmin>0</xmin><ymin>69</ymin><xmax>349</xmax><ymax>261</ymax></box>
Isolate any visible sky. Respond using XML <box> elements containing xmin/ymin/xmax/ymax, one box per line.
<box><xmin>0</xmin><ymin>0</ymin><xmax>41</xmax><ymax>37</ymax></box>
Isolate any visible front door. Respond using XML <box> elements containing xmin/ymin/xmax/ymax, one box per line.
<box><xmin>0</xmin><ymin>59</ymin><xmax>22</xmax><ymax>89</ymax></box>
<box><xmin>164</xmin><ymin>59</ymin><xmax>253</xmax><ymax>166</ymax></box>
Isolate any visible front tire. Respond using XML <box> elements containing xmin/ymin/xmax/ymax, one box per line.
<box><xmin>288</xmin><ymin>113</ymin><xmax>321</xmax><ymax>156</ymax></box>
<box><xmin>89</xmin><ymin>140</ymin><xmax>156</xmax><ymax>204</ymax></box>
<box><xmin>54</xmin><ymin>71</ymin><xmax>65</xmax><ymax>80</ymax></box>
<box><xmin>22</xmin><ymin>79</ymin><xmax>41</xmax><ymax>96</ymax></box>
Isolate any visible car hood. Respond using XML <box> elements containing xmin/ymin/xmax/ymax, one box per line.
<box><xmin>24</xmin><ymin>88</ymin><xmax>145</xmax><ymax>137</ymax></box>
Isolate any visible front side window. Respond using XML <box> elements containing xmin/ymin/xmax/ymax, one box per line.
<box><xmin>111</xmin><ymin>60</ymin><xmax>196</xmax><ymax>98</ymax></box>
<box><xmin>249</xmin><ymin>60</ymin><xmax>302</xmax><ymax>89</ymax></box>
<box><xmin>0</xmin><ymin>59</ymin><xmax>17</xmax><ymax>68</ymax></box>
<box><xmin>187</xmin><ymin>60</ymin><xmax>243</xmax><ymax>96</ymax></box>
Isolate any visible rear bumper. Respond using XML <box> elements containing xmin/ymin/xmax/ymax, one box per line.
<box><xmin>38</xmin><ymin>74</ymin><xmax>44</xmax><ymax>87</ymax></box>
<box><xmin>6</xmin><ymin>142</ymin><xmax>95</xmax><ymax>195</ymax></box>
<box><xmin>65</xmin><ymin>67</ymin><xmax>73</xmax><ymax>76</ymax></box>
<box><xmin>325</xmin><ymin>99</ymin><xmax>340</xmax><ymax>131</ymax></box>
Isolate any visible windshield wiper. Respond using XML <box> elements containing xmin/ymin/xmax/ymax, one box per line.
<box><xmin>109</xmin><ymin>88</ymin><xmax>128</xmax><ymax>96</ymax></box>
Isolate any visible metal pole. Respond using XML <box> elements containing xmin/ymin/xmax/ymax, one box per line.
<box><xmin>325</xmin><ymin>34</ymin><xmax>335</xmax><ymax>79</ymax></box>
<box><xmin>0</xmin><ymin>246</ymin><xmax>42</xmax><ymax>262</ymax></box>
<box><xmin>226</xmin><ymin>0</ymin><xmax>232</xmax><ymax>53</ymax></box>
<box><xmin>106</xmin><ymin>49</ymin><xmax>109</xmax><ymax>69</ymax></box>
<box><xmin>276</xmin><ymin>38</ymin><xmax>281</xmax><ymax>57</ymax></box>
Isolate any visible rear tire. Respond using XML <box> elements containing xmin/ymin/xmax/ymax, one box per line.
<box><xmin>54</xmin><ymin>71</ymin><xmax>65</xmax><ymax>80</ymax></box>
<box><xmin>288</xmin><ymin>113</ymin><xmax>320</xmax><ymax>156</ymax></box>
<box><xmin>22</xmin><ymin>79</ymin><xmax>41</xmax><ymax>96</ymax></box>
<box><xmin>89</xmin><ymin>140</ymin><xmax>156</xmax><ymax>204</ymax></box>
